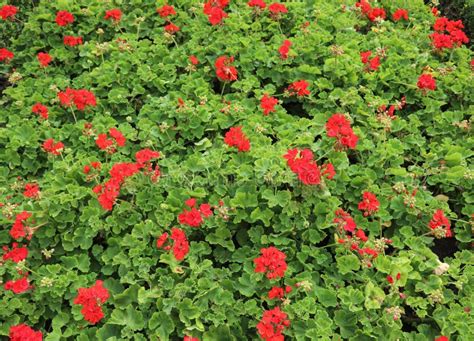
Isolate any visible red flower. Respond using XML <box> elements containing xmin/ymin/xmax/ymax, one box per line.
<box><xmin>283</xmin><ymin>148</ymin><xmax>321</xmax><ymax>185</ymax></box>
<box><xmin>171</xmin><ymin>227</ymin><xmax>189</xmax><ymax>261</ymax></box>
<box><xmin>429</xmin><ymin>209</ymin><xmax>452</xmax><ymax>238</ymax></box>
<box><xmin>135</xmin><ymin>148</ymin><xmax>160</xmax><ymax>165</ymax></box>
<box><xmin>392</xmin><ymin>9</ymin><xmax>408</xmax><ymax>21</ymax></box>
<box><xmin>256</xmin><ymin>306</ymin><xmax>290</xmax><ymax>341</ymax></box>
<box><xmin>358</xmin><ymin>192</ymin><xmax>380</xmax><ymax>216</ymax></box>
<box><xmin>248</xmin><ymin>0</ymin><xmax>266</xmax><ymax>9</ymax></box>
<box><xmin>334</xmin><ymin>209</ymin><xmax>357</xmax><ymax>233</ymax></box>
<box><xmin>435</xmin><ymin>337</ymin><xmax>449</xmax><ymax>341</ymax></box>
<box><xmin>355</xmin><ymin>228</ymin><xmax>368</xmax><ymax>242</ymax></box>
<box><xmin>37</xmin><ymin>52</ymin><xmax>52</xmax><ymax>67</ymax></box>
<box><xmin>157</xmin><ymin>5</ymin><xmax>176</xmax><ymax>17</ymax></box>
<box><xmin>95</xmin><ymin>134</ymin><xmax>115</xmax><ymax>152</ymax></box>
<box><xmin>178</xmin><ymin>207</ymin><xmax>203</xmax><ymax>227</ymax></box>
<box><xmin>105</xmin><ymin>9</ymin><xmax>122</xmax><ymax>22</ymax></box>
<box><xmin>355</xmin><ymin>0</ymin><xmax>371</xmax><ymax>15</ymax></box>
<box><xmin>183</xmin><ymin>337</ymin><xmax>199</xmax><ymax>341</ymax></box>
<box><xmin>278</xmin><ymin>39</ymin><xmax>292</xmax><ymax>59</ymax></box>
<box><xmin>287</xmin><ymin>80</ymin><xmax>310</xmax><ymax>97</ymax></box>
<box><xmin>224</xmin><ymin>126</ymin><xmax>250</xmax><ymax>152</ymax></box>
<box><xmin>4</xmin><ymin>276</ymin><xmax>31</xmax><ymax>294</ymax></box>
<box><xmin>268</xmin><ymin>286</ymin><xmax>289</xmax><ymax>300</ymax></box>
<box><xmin>360</xmin><ymin>51</ymin><xmax>372</xmax><ymax>64</ymax></box>
<box><xmin>321</xmin><ymin>163</ymin><xmax>336</xmax><ymax>180</ymax></box>
<box><xmin>9</xmin><ymin>324</ymin><xmax>42</xmax><ymax>341</ymax></box>
<box><xmin>417</xmin><ymin>74</ymin><xmax>436</xmax><ymax>91</ymax></box>
<box><xmin>24</xmin><ymin>183</ymin><xmax>40</xmax><ymax>199</ymax></box>
<box><xmin>32</xmin><ymin>103</ymin><xmax>48</xmax><ymax>119</ymax></box>
<box><xmin>2</xmin><ymin>243</ymin><xmax>28</xmax><ymax>263</ymax></box>
<box><xmin>55</xmin><ymin>11</ymin><xmax>74</xmax><ymax>26</ymax></box>
<box><xmin>42</xmin><ymin>138</ymin><xmax>64</xmax><ymax>156</ymax></box>
<box><xmin>268</xmin><ymin>3</ymin><xmax>288</xmax><ymax>15</ymax></box>
<box><xmin>199</xmin><ymin>203</ymin><xmax>213</xmax><ymax>217</ymax></box>
<box><xmin>73</xmin><ymin>280</ymin><xmax>109</xmax><ymax>325</ymax></box>
<box><xmin>430</xmin><ymin>33</ymin><xmax>454</xmax><ymax>49</ymax></box>
<box><xmin>109</xmin><ymin>128</ymin><xmax>126</xmax><ymax>147</ymax></box>
<box><xmin>63</xmin><ymin>35</ymin><xmax>83</xmax><ymax>47</ymax></box>
<box><xmin>215</xmin><ymin>56</ymin><xmax>238</xmax><ymax>81</ymax></box>
<box><xmin>156</xmin><ymin>232</ymin><xmax>169</xmax><ymax>248</ymax></box>
<box><xmin>0</xmin><ymin>5</ymin><xmax>17</xmax><ymax>20</ymax></box>
<box><xmin>164</xmin><ymin>22</ymin><xmax>180</xmax><ymax>33</ymax></box>
<box><xmin>360</xmin><ymin>51</ymin><xmax>380</xmax><ymax>71</ymax></box>
<box><xmin>10</xmin><ymin>211</ymin><xmax>32</xmax><ymax>240</ymax></box>
<box><xmin>204</xmin><ymin>3</ymin><xmax>228</xmax><ymax>26</ymax></box>
<box><xmin>58</xmin><ymin>88</ymin><xmax>96</xmax><ymax>110</ymax></box>
<box><xmin>254</xmin><ymin>246</ymin><xmax>287</xmax><ymax>279</ymax></box>
<box><xmin>325</xmin><ymin>113</ymin><xmax>358</xmax><ymax>150</ymax></box>
<box><xmin>431</xmin><ymin>7</ymin><xmax>439</xmax><ymax>17</ymax></box>
<box><xmin>185</xmin><ymin>198</ymin><xmax>197</xmax><ymax>207</ymax></box>
<box><xmin>260</xmin><ymin>94</ymin><xmax>278</xmax><ymax>115</ymax></box>
<box><xmin>0</xmin><ymin>48</ymin><xmax>14</xmax><ymax>62</ymax></box>
<box><xmin>189</xmin><ymin>55</ymin><xmax>199</xmax><ymax>65</ymax></box>
<box><xmin>367</xmin><ymin>8</ymin><xmax>386</xmax><ymax>22</ymax></box>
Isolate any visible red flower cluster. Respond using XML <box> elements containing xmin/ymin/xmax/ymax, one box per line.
<box><xmin>429</xmin><ymin>209</ymin><xmax>452</xmax><ymax>238</ymax></box>
<box><xmin>224</xmin><ymin>126</ymin><xmax>250</xmax><ymax>152</ymax></box>
<box><xmin>183</xmin><ymin>336</ymin><xmax>199</xmax><ymax>341</ymax></box>
<box><xmin>96</xmin><ymin>128</ymin><xmax>126</xmax><ymax>153</ymax></box>
<box><xmin>9</xmin><ymin>324</ymin><xmax>42</xmax><ymax>341</ymax></box>
<box><xmin>430</xmin><ymin>17</ymin><xmax>469</xmax><ymax>50</ymax></box>
<box><xmin>256</xmin><ymin>306</ymin><xmax>290</xmax><ymax>341</ymax></box>
<box><xmin>43</xmin><ymin>138</ymin><xmax>64</xmax><ymax>156</ymax></box>
<box><xmin>156</xmin><ymin>227</ymin><xmax>190</xmax><ymax>261</ymax></box>
<box><xmin>24</xmin><ymin>183</ymin><xmax>40</xmax><ymax>199</ymax></box>
<box><xmin>392</xmin><ymin>9</ymin><xmax>408</xmax><ymax>22</ymax></box>
<box><xmin>58</xmin><ymin>88</ymin><xmax>97</xmax><ymax>111</ymax></box>
<box><xmin>2</xmin><ymin>243</ymin><xmax>28</xmax><ymax>263</ymax></box>
<box><xmin>334</xmin><ymin>209</ymin><xmax>357</xmax><ymax>233</ymax></box>
<box><xmin>358</xmin><ymin>191</ymin><xmax>380</xmax><ymax>216</ymax></box>
<box><xmin>189</xmin><ymin>55</ymin><xmax>199</xmax><ymax>65</ymax></box>
<box><xmin>204</xmin><ymin>0</ymin><xmax>229</xmax><ymax>26</ymax></box>
<box><xmin>32</xmin><ymin>103</ymin><xmax>49</xmax><ymax>119</ymax></box>
<box><xmin>279</xmin><ymin>39</ymin><xmax>292</xmax><ymax>59</ymax></box>
<box><xmin>83</xmin><ymin>161</ymin><xmax>101</xmax><ymax>175</ymax></box>
<box><xmin>260</xmin><ymin>94</ymin><xmax>278</xmax><ymax>115</ymax></box>
<box><xmin>63</xmin><ymin>35</ymin><xmax>83</xmax><ymax>47</ymax></box>
<box><xmin>215</xmin><ymin>55</ymin><xmax>238</xmax><ymax>81</ymax></box>
<box><xmin>0</xmin><ymin>5</ymin><xmax>17</xmax><ymax>20</ymax></box>
<box><xmin>287</xmin><ymin>80</ymin><xmax>310</xmax><ymax>97</ymax></box>
<box><xmin>360</xmin><ymin>50</ymin><xmax>381</xmax><ymax>71</ymax></box>
<box><xmin>0</xmin><ymin>48</ymin><xmax>14</xmax><ymax>62</ymax></box>
<box><xmin>248</xmin><ymin>0</ymin><xmax>267</xmax><ymax>9</ymax></box>
<box><xmin>268</xmin><ymin>285</ymin><xmax>292</xmax><ymax>300</ymax></box>
<box><xmin>55</xmin><ymin>10</ymin><xmax>74</xmax><ymax>26</ymax></box>
<box><xmin>377</xmin><ymin>96</ymin><xmax>406</xmax><ymax>120</ymax></box>
<box><xmin>73</xmin><ymin>280</ymin><xmax>109</xmax><ymax>324</ymax></box>
<box><xmin>435</xmin><ymin>337</ymin><xmax>449</xmax><ymax>341</ymax></box>
<box><xmin>157</xmin><ymin>5</ymin><xmax>176</xmax><ymax>18</ymax></box>
<box><xmin>4</xmin><ymin>275</ymin><xmax>32</xmax><ymax>294</ymax></box>
<box><xmin>178</xmin><ymin>198</ymin><xmax>213</xmax><ymax>227</ymax></box>
<box><xmin>254</xmin><ymin>246</ymin><xmax>287</xmax><ymax>279</ymax></box>
<box><xmin>164</xmin><ymin>23</ymin><xmax>180</xmax><ymax>33</ymax></box>
<box><xmin>325</xmin><ymin>113</ymin><xmax>358</xmax><ymax>150</ymax></box>
<box><xmin>417</xmin><ymin>73</ymin><xmax>436</xmax><ymax>91</ymax></box>
<box><xmin>284</xmin><ymin>148</ymin><xmax>321</xmax><ymax>185</ymax></box>
<box><xmin>37</xmin><ymin>52</ymin><xmax>52</xmax><ymax>67</ymax></box>
<box><xmin>268</xmin><ymin>3</ymin><xmax>288</xmax><ymax>18</ymax></box>
<box><xmin>105</xmin><ymin>9</ymin><xmax>122</xmax><ymax>23</ymax></box>
<box><xmin>10</xmin><ymin>211</ymin><xmax>32</xmax><ymax>240</ymax></box>
<box><xmin>356</xmin><ymin>1</ymin><xmax>386</xmax><ymax>22</ymax></box>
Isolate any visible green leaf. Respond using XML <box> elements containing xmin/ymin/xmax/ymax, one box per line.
<box><xmin>109</xmin><ymin>305</ymin><xmax>145</xmax><ymax>331</ymax></box>
<box><xmin>336</xmin><ymin>254</ymin><xmax>360</xmax><ymax>274</ymax></box>
<box><xmin>315</xmin><ymin>287</ymin><xmax>337</xmax><ymax>307</ymax></box>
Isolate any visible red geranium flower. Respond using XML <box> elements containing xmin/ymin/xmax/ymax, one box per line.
<box><xmin>358</xmin><ymin>192</ymin><xmax>380</xmax><ymax>216</ymax></box>
<box><xmin>55</xmin><ymin>11</ymin><xmax>74</xmax><ymax>26</ymax></box>
<box><xmin>135</xmin><ymin>148</ymin><xmax>160</xmax><ymax>165</ymax></box>
<box><xmin>24</xmin><ymin>183</ymin><xmax>40</xmax><ymax>199</ymax></box>
<box><xmin>157</xmin><ymin>5</ymin><xmax>176</xmax><ymax>17</ymax></box>
<box><xmin>224</xmin><ymin>126</ymin><xmax>250</xmax><ymax>152</ymax></box>
<box><xmin>2</xmin><ymin>243</ymin><xmax>28</xmax><ymax>263</ymax></box>
<box><xmin>164</xmin><ymin>22</ymin><xmax>180</xmax><ymax>33</ymax></box>
<box><xmin>268</xmin><ymin>3</ymin><xmax>288</xmax><ymax>17</ymax></box>
<box><xmin>325</xmin><ymin>113</ymin><xmax>358</xmax><ymax>150</ymax></box>
<box><xmin>105</xmin><ymin>9</ymin><xmax>122</xmax><ymax>23</ymax></box>
<box><xmin>278</xmin><ymin>39</ymin><xmax>292</xmax><ymax>59</ymax></box>
<box><xmin>0</xmin><ymin>5</ymin><xmax>17</xmax><ymax>20</ymax></box>
<box><xmin>367</xmin><ymin>7</ymin><xmax>386</xmax><ymax>22</ymax></box>
<box><xmin>287</xmin><ymin>80</ymin><xmax>310</xmax><ymax>97</ymax></box>
<box><xmin>73</xmin><ymin>280</ymin><xmax>109</xmax><ymax>325</ymax></box>
<box><xmin>42</xmin><ymin>138</ymin><xmax>64</xmax><ymax>156</ymax></box>
<box><xmin>417</xmin><ymin>74</ymin><xmax>436</xmax><ymax>91</ymax></box>
<box><xmin>334</xmin><ymin>209</ymin><xmax>357</xmax><ymax>233</ymax></box>
<box><xmin>260</xmin><ymin>94</ymin><xmax>278</xmax><ymax>115</ymax></box>
<box><xmin>32</xmin><ymin>103</ymin><xmax>48</xmax><ymax>119</ymax></box>
<box><xmin>392</xmin><ymin>9</ymin><xmax>408</xmax><ymax>21</ymax></box>
<box><xmin>254</xmin><ymin>246</ymin><xmax>287</xmax><ymax>279</ymax></box>
<box><xmin>248</xmin><ymin>0</ymin><xmax>266</xmax><ymax>9</ymax></box>
<box><xmin>58</xmin><ymin>88</ymin><xmax>96</xmax><ymax>110</ymax></box>
<box><xmin>429</xmin><ymin>209</ymin><xmax>452</xmax><ymax>238</ymax></box>
<box><xmin>256</xmin><ymin>307</ymin><xmax>290</xmax><ymax>341</ymax></box>
<box><xmin>63</xmin><ymin>36</ymin><xmax>83</xmax><ymax>47</ymax></box>
<box><xmin>215</xmin><ymin>55</ymin><xmax>238</xmax><ymax>81</ymax></box>
<box><xmin>178</xmin><ymin>207</ymin><xmax>203</xmax><ymax>227</ymax></box>
<box><xmin>9</xmin><ymin>324</ymin><xmax>42</xmax><ymax>341</ymax></box>
<box><xmin>37</xmin><ymin>52</ymin><xmax>52</xmax><ymax>67</ymax></box>
<box><xmin>189</xmin><ymin>55</ymin><xmax>199</xmax><ymax>65</ymax></box>
<box><xmin>170</xmin><ymin>227</ymin><xmax>189</xmax><ymax>261</ymax></box>
<box><xmin>4</xmin><ymin>276</ymin><xmax>32</xmax><ymax>294</ymax></box>
<box><xmin>0</xmin><ymin>48</ymin><xmax>14</xmax><ymax>62</ymax></box>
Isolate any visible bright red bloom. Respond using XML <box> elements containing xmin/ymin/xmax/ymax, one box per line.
<box><xmin>325</xmin><ymin>113</ymin><xmax>358</xmax><ymax>150</ymax></box>
<box><xmin>368</xmin><ymin>56</ymin><xmax>380</xmax><ymax>71</ymax></box>
<box><xmin>321</xmin><ymin>163</ymin><xmax>336</xmax><ymax>180</ymax></box>
<box><xmin>254</xmin><ymin>246</ymin><xmax>287</xmax><ymax>279</ymax></box>
<box><xmin>287</xmin><ymin>80</ymin><xmax>310</xmax><ymax>97</ymax></box>
<box><xmin>283</xmin><ymin>148</ymin><xmax>321</xmax><ymax>185</ymax></box>
<box><xmin>95</xmin><ymin>134</ymin><xmax>114</xmax><ymax>152</ymax></box>
<box><xmin>260</xmin><ymin>94</ymin><xmax>278</xmax><ymax>116</ymax></box>
<box><xmin>170</xmin><ymin>227</ymin><xmax>189</xmax><ymax>261</ymax></box>
<box><xmin>429</xmin><ymin>209</ymin><xmax>452</xmax><ymax>238</ymax></box>
<box><xmin>156</xmin><ymin>232</ymin><xmax>169</xmax><ymax>248</ymax></box>
<box><xmin>105</xmin><ymin>9</ymin><xmax>122</xmax><ymax>22</ymax></box>
<box><xmin>417</xmin><ymin>74</ymin><xmax>436</xmax><ymax>91</ymax></box>
<box><xmin>2</xmin><ymin>243</ymin><xmax>28</xmax><ymax>263</ymax></box>
<box><xmin>268</xmin><ymin>286</ymin><xmax>285</xmax><ymax>300</ymax></box>
<box><xmin>189</xmin><ymin>55</ymin><xmax>199</xmax><ymax>65</ymax></box>
<box><xmin>55</xmin><ymin>11</ymin><xmax>74</xmax><ymax>26</ymax></box>
<box><xmin>355</xmin><ymin>228</ymin><xmax>368</xmax><ymax>242</ymax></box>
<box><xmin>256</xmin><ymin>307</ymin><xmax>290</xmax><ymax>341</ymax></box>
<box><xmin>386</xmin><ymin>275</ymin><xmax>394</xmax><ymax>284</ymax></box>
<box><xmin>73</xmin><ymin>280</ymin><xmax>109</xmax><ymax>325</ymax></box>
<box><xmin>215</xmin><ymin>56</ymin><xmax>238</xmax><ymax>81</ymax></box>
<box><xmin>204</xmin><ymin>3</ymin><xmax>228</xmax><ymax>26</ymax></box>
<box><xmin>449</xmin><ymin>29</ymin><xmax>469</xmax><ymax>45</ymax></box>
<box><xmin>268</xmin><ymin>3</ymin><xmax>288</xmax><ymax>15</ymax></box>
<box><xmin>109</xmin><ymin>128</ymin><xmax>126</xmax><ymax>147</ymax></box>
<box><xmin>4</xmin><ymin>276</ymin><xmax>31</xmax><ymax>294</ymax></box>
<box><xmin>84</xmin><ymin>161</ymin><xmax>101</xmax><ymax>174</ymax></box>
<box><xmin>435</xmin><ymin>337</ymin><xmax>449</xmax><ymax>341</ymax></box>
<box><xmin>199</xmin><ymin>203</ymin><xmax>213</xmax><ymax>217</ymax></box>
<box><xmin>248</xmin><ymin>0</ymin><xmax>266</xmax><ymax>9</ymax></box>
<box><xmin>360</xmin><ymin>51</ymin><xmax>372</xmax><ymax>64</ymax></box>
<box><xmin>58</xmin><ymin>88</ymin><xmax>96</xmax><ymax>110</ymax></box>
<box><xmin>135</xmin><ymin>148</ymin><xmax>160</xmax><ymax>165</ymax></box>
<box><xmin>430</xmin><ymin>33</ymin><xmax>454</xmax><ymax>49</ymax></box>
<box><xmin>178</xmin><ymin>207</ymin><xmax>203</xmax><ymax>227</ymax></box>
<box><xmin>367</xmin><ymin>8</ymin><xmax>386</xmax><ymax>22</ymax></box>
<box><xmin>392</xmin><ymin>9</ymin><xmax>408</xmax><ymax>21</ymax></box>
<box><xmin>37</xmin><ymin>52</ymin><xmax>52</xmax><ymax>67</ymax></box>
<box><xmin>358</xmin><ymin>192</ymin><xmax>380</xmax><ymax>216</ymax></box>
<box><xmin>0</xmin><ymin>48</ymin><xmax>14</xmax><ymax>62</ymax></box>
<box><xmin>164</xmin><ymin>22</ymin><xmax>180</xmax><ymax>33</ymax></box>
<box><xmin>9</xmin><ymin>324</ymin><xmax>42</xmax><ymax>341</ymax></box>
<box><xmin>0</xmin><ymin>5</ymin><xmax>17</xmax><ymax>20</ymax></box>
<box><xmin>24</xmin><ymin>183</ymin><xmax>40</xmax><ymax>199</ymax></box>
<box><xmin>63</xmin><ymin>35</ymin><xmax>83</xmax><ymax>47</ymax></box>
<box><xmin>32</xmin><ymin>103</ymin><xmax>48</xmax><ymax>119</ymax></box>
<box><xmin>355</xmin><ymin>0</ymin><xmax>371</xmax><ymax>15</ymax></box>
<box><xmin>278</xmin><ymin>39</ymin><xmax>292</xmax><ymax>59</ymax></box>
<box><xmin>42</xmin><ymin>138</ymin><xmax>64</xmax><ymax>156</ymax></box>
<box><xmin>360</xmin><ymin>51</ymin><xmax>380</xmax><ymax>71</ymax></box>
<box><xmin>183</xmin><ymin>337</ymin><xmax>199</xmax><ymax>341</ymax></box>
<box><xmin>157</xmin><ymin>5</ymin><xmax>176</xmax><ymax>17</ymax></box>
<box><xmin>10</xmin><ymin>211</ymin><xmax>32</xmax><ymax>240</ymax></box>
<box><xmin>431</xmin><ymin>7</ymin><xmax>439</xmax><ymax>17</ymax></box>
<box><xmin>224</xmin><ymin>126</ymin><xmax>250</xmax><ymax>152</ymax></box>
<box><xmin>334</xmin><ymin>209</ymin><xmax>357</xmax><ymax>233</ymax></box>
<box><xmin>185</xmin><ymin>198</ymin><xmax>197</xmax><ymax>208</ymax></box>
